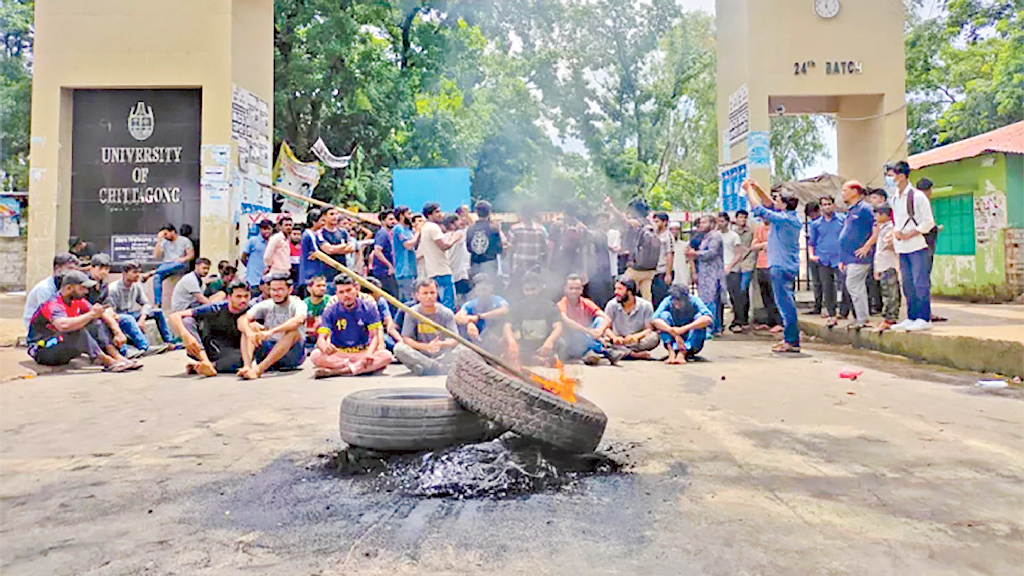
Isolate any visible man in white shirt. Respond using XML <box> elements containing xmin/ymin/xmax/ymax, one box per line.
<box><xmin>887</xmin><ymin>161</ymin><xmax>936</xmax><ymax>331</ymax></box>
<box><xmin>417</xmin><ymin>202</ymin><xmax>463</xmax><ymax>311</ymax></box>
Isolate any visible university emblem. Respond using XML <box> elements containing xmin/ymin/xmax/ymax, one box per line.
<box><xmin>127</xmin><ymin>101</ymin><xmax>154</xmax><ymax>141</ymax></box>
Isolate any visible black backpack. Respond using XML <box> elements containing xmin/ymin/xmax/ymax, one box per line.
<box><xmin>632</xmin><ymin>224</ymin><xmax>662</xmax><ymax>271</ymax></box>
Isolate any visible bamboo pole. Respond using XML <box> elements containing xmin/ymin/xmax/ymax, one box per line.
<box><xmin>311</xmin><ymin>250</ymin><xmax>539</xmax><ymax>384</ymax></box>
<box><xmin>258</xmin><ymin>181</ymin><xmax>379</xmax><ymax>227</ymax></box>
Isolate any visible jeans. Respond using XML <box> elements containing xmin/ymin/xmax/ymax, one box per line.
<box><xmin>659</xmin><ymin>326</ymin><xmax>707</xmax><ymax>356</ymax></box>
<box><xmin>564</xmin><ymin>318</ymin><xmax>606</xmax><ymax>359</ymax></box>
<box><xmin>899</xmin><ymin>248</ymin><xmax>932</xmax><ymax>321</ymax></box>
<box><xmin>396</xmin><ymin>277</ymin><xmax>415</xmax><ymax>304</ymax></box>
<box><xmin>152</xmin><ymin>261</ymin><xmax>187</xmax><ymax>307</ymax></box>
<box><xmin>124</xmin><ymin>310</ymin><xmax>176</xmax><ymax>344</ymax></box>
<box><xmin>117</xmin><ymin>314</ymin><xmax>150</xmax><ymax>351</ymax></box>
<box><xmin>432</xmin><ymin>274</ymin><xmax>456</xmax><ymax>311</ymax></box>
<box><xmin>770</xmin><ymin>267</ymin><xmax>800</xmax><ymax>347</ymax></box>
<box><xmin>844</xmin><ymin>263</ymin><xmax>871</xmax><ymax>323</ymax></box>
<box><xmin>726</xmin><ymin>271</ymin><xmax>750</xmax><ymax>326</ymax></box>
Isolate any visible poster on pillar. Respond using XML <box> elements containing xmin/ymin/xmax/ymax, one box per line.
<box><xmin>70</xmin><ymin>89</ymin><xmax>201</xmax><ymax>262</ymax></box>
<box><xmin>718</xmin><ymin>160</ymin><xmax>749</xmax><ymax>213</ymax></box>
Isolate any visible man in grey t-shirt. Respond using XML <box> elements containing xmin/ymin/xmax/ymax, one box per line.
<box><xmin>151</xmin><ymin>223</ymin><xmax>196</xmax><ymax>307</ymax></box>
<box><xmin>602</xmin><ymin>277</ymin><xmax>660</xmax><ymax>359</ymax></box>
<box><xmin>394</xmin><ymin>278</ymin><xmax>460</xmax><ymax>376</ymax></box>
<box><xmin>237</xmin><ymin>273</ymin><xmax>307</xmax><ymax>379</ymax></box>
<box><xmin>171</xmin><ymin>258</ymin><xmax>216</xmax><ymax>312</ymax></box>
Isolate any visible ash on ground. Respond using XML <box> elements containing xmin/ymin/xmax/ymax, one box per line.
<box><xmin>315</xmin><ymin>436</ymin><xmax>630</xmax><ymax>499</ymax></box>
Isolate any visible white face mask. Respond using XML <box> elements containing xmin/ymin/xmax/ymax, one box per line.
<box><xmin>884</xmin><ymin>175</ymin><xmax>896</xmax><ymax>190</ymax></box>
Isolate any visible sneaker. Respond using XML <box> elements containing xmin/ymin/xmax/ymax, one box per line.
<box><xmin>905</xmin><ymin>319</ymin><xmax>933</xmax><ymax>332</ymax></box>
<box><xmin>144</xmin><ymin>344</ymin><xmax>170</xmax><ymax>356</ymax></box>
<box><xmin>890</xmin><ymin>319</ymin><xmax>913</xmax><ymax>331</ymax></box>
<box><xmin>125</xmin><ymin>346</ymin><xmax>146</xmax><ymax>360</ymax></box>
<box><xmin>581</xmin><ymin>350</ymin><xmax>602</xmax><ymax>366</ymax></box>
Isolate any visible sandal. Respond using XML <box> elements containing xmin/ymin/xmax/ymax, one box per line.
<box><xmin>103</xmin><ymin>361</ymin><xmax>131</xmax><ymax>373</ymax></box>
<box><xmin>772</xmin><ymin>342</ymin><xmax>801</xmax><ymax>354</ymax></box>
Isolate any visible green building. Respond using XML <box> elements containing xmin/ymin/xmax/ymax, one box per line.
<box><xmin>909</xmin><ymin>121</ymin><xmax>1024</xmax><ymax>300</ymax></box>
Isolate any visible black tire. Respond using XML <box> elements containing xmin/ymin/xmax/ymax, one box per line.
<box><xmin>445</xmin><ymin>350</ymin><xmax>608</xmax><ymax>453</ymax></box>
<box><xmin>339</xmin><ymin>387</ymin><xmax>502</xmax><ymax>452</ymax></box>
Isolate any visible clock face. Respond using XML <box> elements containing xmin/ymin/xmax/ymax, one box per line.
<box><xmin>814</xmin><ymin>0</ymin><xmax>840</xmax><ymax>18</ymax></box>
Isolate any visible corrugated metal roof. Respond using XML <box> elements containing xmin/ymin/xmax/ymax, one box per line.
<box><xmin>910</xmin><ymin>121</ymin><xmax>1024</xmax><ymax>170</ymax></box>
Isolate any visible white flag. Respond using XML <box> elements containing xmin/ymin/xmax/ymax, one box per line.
<box><xmin>310</xmin><ymin>137</ymin><xmax>352</xmax><ymax>169</ymax></box>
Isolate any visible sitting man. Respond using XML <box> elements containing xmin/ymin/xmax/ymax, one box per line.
<box><xmin>557</xmin><ymin>273</ymin><xmax>621</xmax><ymax>365</ymax></box>
<box><xmin>237</xmin><ymin>273</ymin><xmax>307</xmax><ymax>379</ymax></box>
<box><xmin>81</xmin><ymin>253</ymin><xmax>131</xmax><ymax>356</ymax></box>
<box><xmin>26</xmin><ymin>271</ymin><xmax>139</xmax><ymax>371</ymax></box>
<box><xmin>151</xmin><ymin>223</ymin><xmax>195</xmax><ymax>308</ymax></box>
<box><xmin>652</xmin><ymin>284</ymin><xmax>714</xmax><ymax>364</ymax></box>
<box><xmin>310</xmin><ymin>275</ymin><xmax>392</xmax><ymax>378</ymax></box>
<box><xmin>23</xmin><ymin>252</ymin><xmax>79</xmax><ymax>330</ymax></box>
<box><xmin>302</xmin><ymin>275</ymin><xmax>331</xmax><ymax>348</ymax></box>
<box><xmin>602</xmin><ymin>277</ymin><xmax>660</xmax><ymax>359</ymax></box>
<box><xmin>171</xmin><ymin>257</ymin><xmax>219</xmax><ymax>312</ymax></box>
<box><xmin>363</xmin><ymin>277</ymin><xmax>402</xmax><ymax>352</ymax></box>
<box><xmin>203</xmin><ymin>261</ymin><xmax>237</xmax><ymax>300</ymax></box>
<box><xmin>504</xmin><ymin>271</ymin><xmax>564</xmax><ymax>367</ymax></box>
<box><xmin>394</xmin><ymin>278</ymin><xmax>460</xmax><ymax>376</ymax></box>
<box><xmin>169</xmin><ymin>281</ymin><xmax>251</xmax><ymax>376</ymax></box>
<box><xmin>455</xmin><ymin>273</ymin><xmax>509</xmax><ymax>353</ymax></box>
<box><xmin>107</xmin><ymin>260</ymin><xmax>178</xmax><ymax>353</ymax></box>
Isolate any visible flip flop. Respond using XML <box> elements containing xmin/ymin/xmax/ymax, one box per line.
<box><xmin>772</xmin><ymin>343</ymin><xmax>801</xmax><ymax>354</ymax></box>
<box><xmin>103</xmin><ymin>361</ymin><xmax>131</xmax><ymax>373</ymax></box>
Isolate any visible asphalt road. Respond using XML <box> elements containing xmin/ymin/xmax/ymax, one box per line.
<box><xmin>1</xmin><ymin>340</ymin><xmax>1021</xmax><ymax>575</ymax></box>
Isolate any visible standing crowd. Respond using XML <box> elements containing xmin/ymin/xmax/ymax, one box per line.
<box><xmin>22</xmin><ymin>160</ymin><xmax>937</xmax><ymax>376</ymax></box>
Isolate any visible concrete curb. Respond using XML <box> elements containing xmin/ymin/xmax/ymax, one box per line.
<box><xmin>800</xmin><ymin>320</ymin><xmax>1024</xmax><ymax>378</ymax></box>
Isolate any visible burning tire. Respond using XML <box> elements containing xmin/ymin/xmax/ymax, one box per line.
<box><xmin>446</xmin><ymin>350</ymin><xmax>608</xmax><ymax>453</ymax></box>
<box><xmin>340</xmin><ymin>388</ymin><xmax>503</xmax><ymax>452</ymax></box>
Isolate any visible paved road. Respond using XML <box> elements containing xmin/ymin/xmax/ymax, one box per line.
<box><xmin>1</xmin><ymin>340</ymin><xmax>1021</xmax><ymax>575</ymax></box>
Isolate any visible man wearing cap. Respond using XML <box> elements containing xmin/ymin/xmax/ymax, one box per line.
<box><xmin>24</xmin><ymin>252</ymin><xmax>80</xmax><ymax>329</ymax></box>
<box><xmin>26</xmin><ymin>271</ymin><xmax>139</xmax><ymax>371</ymax></box>
<box><xmin>310</xmin><ymin>275</ymin><xmax>392</xmax><ymax>378</ymax></box>
<box><xmin>68</xmin><ymin>236</ymin><xmax>95</xmax><ymax>261</ymax></box>
<box><xmin>237</xmin><ymin>273</ymin><xmax>308</xmax><ymax>379</ymax></box>
<box><xmin>151</xmin><ymin>224</ymin><xmax>195</xmax><ymax>307</ymax></box>
<box><xmin>107</xmin><ymin>260</ymin><xmax>178</xmax><ymax>354</ymax></box>
<box><xmin>242</xmin><ymin>219</ymin><xmax>274</xmax><ymax>290</ymax></box>
<box><xmin>170</xmin><ymin>281</ymin><xmax>252</xmax><ymax>376</ymax></box>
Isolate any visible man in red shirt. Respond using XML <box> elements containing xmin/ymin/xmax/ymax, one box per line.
<box><xmin>557</xmin><ymin>274</ymin><xmax>623</xmax><ymax>365</ymax></box>
<box><xmin>27</xmin><ymin>271</ymin><xmax>139</xmax><ymax>371</ymax></box>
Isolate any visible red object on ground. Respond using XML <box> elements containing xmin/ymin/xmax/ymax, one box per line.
<box><xmin>839</xmin><ymin>368</ymin><xmax>864</xmax><ymax>380</ymax></box>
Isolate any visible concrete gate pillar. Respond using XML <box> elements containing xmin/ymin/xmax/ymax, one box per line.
<box><xmin>716</xmin><ymin>0</ymin><xmax>907</xmax><ymax>207</ymax></box>
<box><xmin>27</xmin><ymin>0</ymin><xmax>273</xmax><ymax>286</ymax></box>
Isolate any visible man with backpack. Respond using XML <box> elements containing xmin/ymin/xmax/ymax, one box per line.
<box><xmin>605</xmin><ymin>196</ymin><xmax>663</xmax><ymax>303</ymax></box>
<box><xmin>889</xmin><ymin>161</ymin><xmax>936</xmax><ymax>331</ymax></box>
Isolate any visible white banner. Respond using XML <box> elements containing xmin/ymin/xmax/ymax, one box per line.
<box><xmin>310</xmin><ymin>137</ymin><xmax>352</xmax><ymax>169</ymax></box>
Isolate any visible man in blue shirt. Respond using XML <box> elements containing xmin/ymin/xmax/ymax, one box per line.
<box><xmin>743</xmin><ymin>179</ymin><xmax>803</xmax><ymax>354</ymax></box>
<box><xmin>651</xmin><ymin>283</ymin><xmax>714</xmax><ymax>364</ymax></box>
<box><xmin>316</xmin><ymin>207</ymin><xmax>355</xmax><ymax>291</ymax></box>
<box><xmin>838</xmin><ymin>181</ymin><xmax>876</xmax><ymax>330</ymax></box>
<box><xmin>391</xmin><ymin>205</ymin><xmax>419</xmax><ymax>302</ymax></box>
<box><xmin>23</xmin><ymin>252</ymin><xmax>79</xmax><ymax>329</ymax></box>
<box><xmin>371</xmin><ymin>210</ymin><xmax>399</xmax><ymax>298</ymax></box>
<box><xmin>242</xmin><ymin>220</ymin><xmax>273</xmax><ymax>290</ymax></box>
<box><xmin>808</xmin><ymin>195</ymin><xmax>846</xmax><ymax>326</ymax></box>
<box><xmin>298</xmin><ymin>208</ymin><xmax>326</xmax><ymax>297</ymax></box>
<box><xmin>455</xmin><ymin>273</ymin><xmax>510</xmax><ymax>353</ymax></box>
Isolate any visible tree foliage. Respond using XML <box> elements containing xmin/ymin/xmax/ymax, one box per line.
<box><xmin>0</xmin><ymin>0</ymin><xmax>33</xmax><ymax>191</ymax></box>
<box><xmin>905</xmin><ymin>0</ymin><xmax>1024</xmax><ymax>153</ymax></box>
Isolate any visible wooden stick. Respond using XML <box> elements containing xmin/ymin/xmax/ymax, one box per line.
<box><xmin>311</xmin><ymin>250</ymin><xmax>539</xmax><ymax>384</ymax></box>
<box><xmin>258</xmin><ymin>182</ymin><xmax>379</xmax><ymax>227</ymax></box>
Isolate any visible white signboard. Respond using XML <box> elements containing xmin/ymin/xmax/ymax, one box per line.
<box><xmin>727</xmin><ymin>84</ymin><xmax>749</xmax><ymax>146</ymax></box>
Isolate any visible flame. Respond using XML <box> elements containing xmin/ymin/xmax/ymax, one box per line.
<box><xmin>528</xmin><ymin>359</ymin><xmax>578</xmax><ymax>403</ymax></box>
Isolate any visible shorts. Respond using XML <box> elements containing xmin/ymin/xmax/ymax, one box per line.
<box><xmin>256</xmin><ymin>339</ymin><xmax>306</xmax><ymax>370</ymax></box>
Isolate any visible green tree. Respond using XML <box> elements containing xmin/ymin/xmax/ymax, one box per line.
<box><xmin>0</xmin><ymin>0</ymin><xmax>33</xmax><ymax>191</ymax></box>
<box><xmin>905</xmin><ymin>0</ymin><xmax>1024</xmax><ymax>152</ymax></box>
<box><xmin>770</xmin><ymin>116</ymin><xmax>829</xmax><ymax>183</ymax></box>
